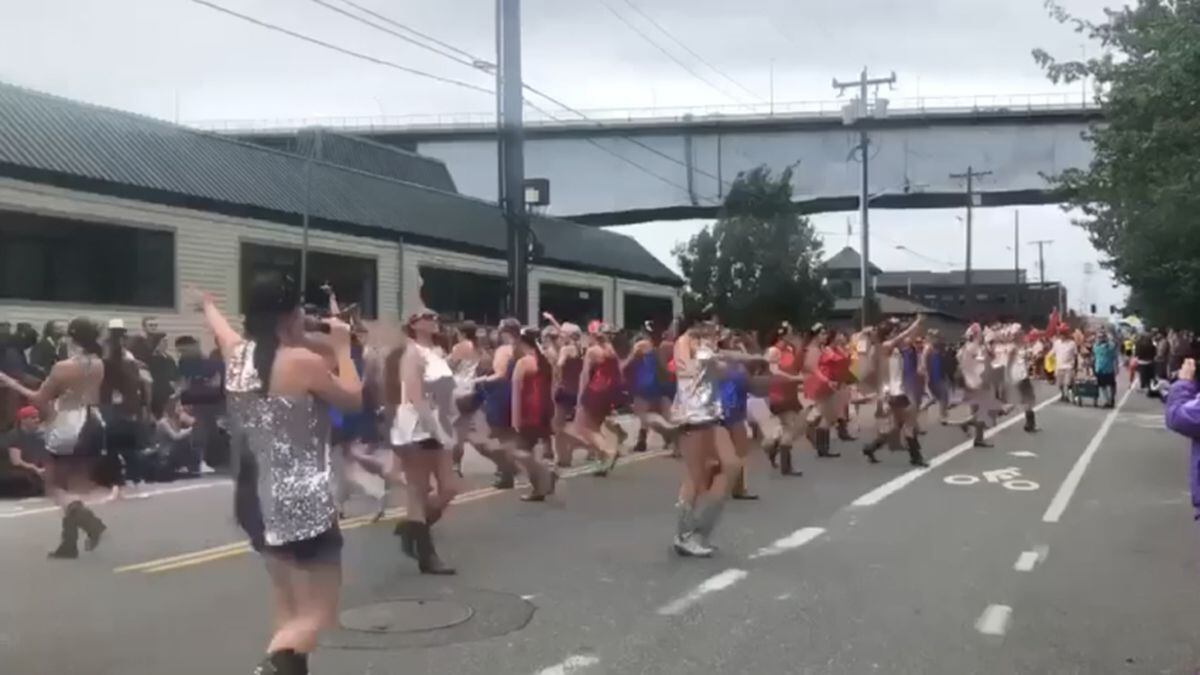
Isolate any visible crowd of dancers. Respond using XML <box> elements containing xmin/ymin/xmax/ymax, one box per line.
<box><xmin>5</xmin><ymin>273</ymin><xmax>1120</xmax><ymax>675</ymax></box>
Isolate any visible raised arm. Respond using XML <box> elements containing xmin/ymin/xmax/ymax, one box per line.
<box><xmin>303</xmin><ymin>320</ymin><xmax>362</xmax><ymax>412</ymax></box>
<box><xmin>188</xmin><ymin>288</ymin><xmax>242</xmax><ymax>359</ymax></box>
<box><xmin>882</xmin><ymin>315</ymin><xmax>924</xmax><ymax>350</ymax></box>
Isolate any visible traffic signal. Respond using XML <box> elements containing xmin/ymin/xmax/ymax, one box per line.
<box><xmin>1090</xmin><ymin>304</ymin><xmax>1097</xmax><ymax>315</ymax></box>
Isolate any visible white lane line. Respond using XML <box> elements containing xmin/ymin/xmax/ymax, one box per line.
<box><xmin>748</xmin><ymin>526</ymin><xmax>825</xmax><ymax>559</ymax></box>
<box><xmin>1013</xmin><ymin>550</ymin><xmax>1039</xmax><ymax>572</ymax></box>
<box><xmin>656</xmin><ymin>568</ymin><xmax>748</xmax><ymax>616</ymax></box>
<box><xmin>1042</xmin><ymin>387</ymin><xmax>1133</xmax><ymax>523</ymax></box>
<box><xmin>852</xmin><ymin>395</ymin><xmax>1061</xmax><ymax>507</ymax></box>
<box><xmin>535</xmin><ymin>654</ymin><xmax>601</xmax><ymax>675</ymax></box>
<box><xmin>975</xmin><ymin>604</ymin><xmax>1012</xmax><ymax>636</ymax></box>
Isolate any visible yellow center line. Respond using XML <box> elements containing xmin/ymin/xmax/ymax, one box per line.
<box><xmin>118</xmin><ymin>450</ymin><xmax>671</xmax><ymax>574</ymax></box>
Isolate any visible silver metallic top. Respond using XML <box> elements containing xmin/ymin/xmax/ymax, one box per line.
<box><xmin>673</xmin><ymin>342</ymin><xmax>722</xmax><ymax>425</ymax></box>
<box><xmin>226</xmin><ymin>341</ymin><xmax>335</xmax><ymax>547</ymax></box>
<box><xmin>44</xmin><ymin>355</ymin><xmax>104</xmax><ymax>456</ymax></box>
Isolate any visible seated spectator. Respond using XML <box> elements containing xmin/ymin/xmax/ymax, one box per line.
<box><xmin>1</xmin><ymin>406</ymin><xmax>47</xmax><ymax>497</ymax></box>
<box><xmin>149</xmin><ymin>396</ymin><xmax>198</xmax><ymax>478</ymax></box>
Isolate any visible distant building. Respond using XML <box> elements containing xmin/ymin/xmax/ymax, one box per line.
<box><xmin>821</xmin><ymin>246</ymin><xmax>1066</xmax><ymax>328</ymax></box>
<box><xmin>0</xmin><ymin>83</ymin><xmax>681</xmax><ymax>341</ymax></box>
<box><xmin>875</xmin><ymin>269</ymin><xmax>1065</xmax><ymax>326</ymax></box>
<box><xmin>821</xmin><ymin>247</ymin><xmax>965</xmax><ymax>335</ymax></box>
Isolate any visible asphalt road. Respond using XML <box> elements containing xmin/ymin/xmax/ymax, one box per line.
<box><xmin>3</xmin><ymin>382</ymin><xmax>1199</xmax><ymax>675</ymax></box>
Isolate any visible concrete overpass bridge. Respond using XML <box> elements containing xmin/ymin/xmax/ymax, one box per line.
<box><xmin>204</xmin><ymin>93</ymin><xmax>1102</xmax><ymax>226</ymax></box>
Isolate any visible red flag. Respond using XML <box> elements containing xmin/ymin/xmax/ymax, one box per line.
<box><xmin>1047</xmin><ymin>309</ymin><xmax>1060</xmax><ymax>334</ymax></box>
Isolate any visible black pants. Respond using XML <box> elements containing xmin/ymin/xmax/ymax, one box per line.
<box><xmin>1136</xmin><ymin>363</ymin><xmax>1156</xmax><ymax>391</ymax></box>
<box><xmin>1096</xmin><ymin>372</ymin><xmax>1117</xmax><ymax>404</ymax></box>
<box><xmin>100</xmin><ymin>417</ymin><xmax>144</xmax><ymax>486</ymax></box>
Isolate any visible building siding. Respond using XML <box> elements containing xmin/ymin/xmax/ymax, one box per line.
<box><xmin>0</xmin><ymin>178</ymin><xmax>400</xmax><ymax>350</ymax></box>
<box><xmin>0</xmin><ymin>178</ymin><xmax>679</xmax><ymax>345</ymax></box>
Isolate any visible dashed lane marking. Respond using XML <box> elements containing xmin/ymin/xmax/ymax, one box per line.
<box><xmin>748</xmin><ymin>526</ymin><xmax>825</xmax><ymax>559</ymax></box>
<box><xmin>656</xmin><ymin>568</ymin><xmax>748</xmax><ymax>616</ymax></box>
<box><xmin>975</xmin><ymin>604</ymin><xmax>1012</xmax><ymax>636</ymax></box>
<box><xmin>534</xmin><ymin>654</ymin><xmax>601</xmax><ymax>675</ymax></box>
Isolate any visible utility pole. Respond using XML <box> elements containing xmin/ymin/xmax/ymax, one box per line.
<box><xmin>949</xmin><ymin>166</ymin><xmax>992</xmax><ymax>321</ymax></box>
<box><xmin>1029</xmin><ymin>239</ymin><xmax>1054</xmax><ymax>285</ymax></box>
<box><xmin>833</xmin><ymin>67</ymin><xmax>896</xmax><ymax>328</ymax></box>
<box><xmin>497</xmin><ymin>0</ymin><xmax>529</xmax><ymax>322</ymax></box>
<box><xmin>1013</xmin><ymin>210</ymin><xmax>1020</xmax><ymax>320</ymax></box>
<box><xmin>1029</xmin><ymin>238</ymin><xmax>1054</xmax><ymax>317</ymax></box>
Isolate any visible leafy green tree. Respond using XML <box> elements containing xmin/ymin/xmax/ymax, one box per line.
<box><xmin>673</xmin><ymin>165</ymin><xmax>830</xmax><ymax>335</ymax></box>
<box><xmin>1033</xmin><ymin>0</ymin><xmax>1200</xmax><ymax>327</ymax></box>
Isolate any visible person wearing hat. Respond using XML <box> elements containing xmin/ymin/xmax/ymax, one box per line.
<box><xmin>1053</xmin><ymin>327</ymin><xmax>1080</xmax><ymax>401</ymax></box>
<box><xmin>574</xmin><ymin>322</ymin><xmax>623</xmax><ymax>476</ymax></box>
<box><xmin>550</xmin><ymin>322</ymin><xmax>585</xmax><ymax>468</ymax></box>
<box><xmin>861</xmin><ymin>314</ymin><xmax>929</xmax><ymax>466</ymax></box>
<box><xmin>475</xmin><ymin>317</ymin><xmax>524</xmax><ymax>489</ymax></box>
<box><xmin>762</xmin><ymin>321</ymin><xmax>807</xmax><ymax>476</ymax></box>
<box><xmin>0</xmin><ymin>317</ymin><xmax>109</xmax><ymax>559</ymax></box>
<box><xmin>624</xmin><ymin>320</ymin><xmax>679</xmax><ymax>455</ymax></box>
<box><xmin>1</xmin><ymin>405</ymin><xmax>47</xmax><ymax>497</ymax></box>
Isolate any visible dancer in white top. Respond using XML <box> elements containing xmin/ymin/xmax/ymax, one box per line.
<box><xmin>861</xmin><ymin>315</ymin><xmax>927</xmax><ymax>467</ymax></box>
<box><xmin>957</xmin><ymin>324</ymin><xmax>999</xmax><ymax>448</ymax></box>
<box><xmin>0</xmin><ymin>317</ymin><xmax>108</xmax><ymax>559</ymax></box>
<box><xmin>390</xmin><ymin>309</ymin><xmax>460</xmax><ymax>575</ymax></box>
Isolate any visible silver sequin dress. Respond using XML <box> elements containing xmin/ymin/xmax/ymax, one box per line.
<box><xmin>673</xmin><ymin>342</ymin><xmax>722</xmax><ymax>425</ymax></box>
<box><xmin>226</xmin><ymin>342</ymin><xmax>336</xmax><ymax>548</ymax></box>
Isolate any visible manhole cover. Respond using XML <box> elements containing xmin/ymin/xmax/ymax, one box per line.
<box><xmin>324</xmin><ymin>587</ymin><xmax>535</xmax><ymax>650</ymax></box>
<box><xmin>340</xmin><ymin>599</ymin><xmax>473</xmax><ymax>634</ymax></box>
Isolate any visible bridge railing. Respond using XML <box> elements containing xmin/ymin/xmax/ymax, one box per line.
<box><xmin>189</xmin><ymin>92</ymin><xmax>1100</xmax><ymax>134</ymax></box>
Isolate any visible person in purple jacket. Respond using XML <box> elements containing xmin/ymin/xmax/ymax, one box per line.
<box><xmin>1165</xmin><ymin>357</ymin><xmax>1200</xmax><ymax>519</ymax></box>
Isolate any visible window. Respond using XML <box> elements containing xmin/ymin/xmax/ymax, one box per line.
<box><xmin>240</xmin><ymin>243</ymin><xmax>377</xmax><ymax>318</ymax></box>
<box><xmin>419</xmin><ymin>266</ymin><xmax>507</xmax><ymax>324</ymax></box>
<box><xmin>624</xmin><ymin>293</ymin><xmax>674</xmax><ymax>330</ymax></box>
<box><xmin>0</xmin><ymin>209</ymin><xmax>174</xmax><ymax>307</ymax></box>
<box><xmin>540</xmin><ymin>282</ymin><xmax>603</xmax><ymax>327</ymax></box>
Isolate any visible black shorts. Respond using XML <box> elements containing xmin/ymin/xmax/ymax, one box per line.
<box><xmin>679</xmin><ymin>420</ymin><xmax>719</xmax><ymax>433</ymax></box>
<box><xmin>888</xmin><ymin>395</ymin><xmax>911</xmax><ymax>410</ymax></box>
<box><xmin>1096</xmin><ymin>372</ymin><xmax>1117</xmax><ymax>388</ymax></box>
<box><xmin>260</xmin><ymin>525</ymin><xmax>343</xmax><ymax>565</ymax></box>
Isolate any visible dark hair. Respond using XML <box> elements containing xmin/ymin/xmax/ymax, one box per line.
<box><xmin>499</xmin><ymin>317</ymin><xmax>521</xmax><ymax>336</ymax></box>
<box><xmin>456</xmin><ymin>321</ymin><xmax>479</xmax><ymax>345</ymax></box>
<box><xmin>67</xmin><ymin>317</ymin><xmax>102</xmax><ymax>356</ymax></box>
<box><xmin>41</xmin><ymin>320</ymin><xmax>59</xmax><ymax>338</ymax></box>
<box><xmin>175</xmin><ymin>335</ymin><xmax>199</xmax><ymax>349</ymax></box>
<box><xmin>518</xmin><ymin>328</ymin><xmax>552</xmax><ymax>377</ymax></box>
<box><xmin>677</xmin><ymin>306</ymin><xmax>716</xmax><ymax>336</ymax></box>
<box><xmin>243</xmin><ymin>272</ymin><xmax>300</xmax><ymax>395</ymax></box>
<box><xmin>14</xmin><ymin>323</ymin><xmax>37</xmax><ymax>350</ymax></box>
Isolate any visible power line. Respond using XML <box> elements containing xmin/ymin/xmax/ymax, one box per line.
<box><xmin>195</xmin><ymin>0</ymin><xmax>703</xmax><ymax>201</ymax></box>
<box><xmin>189</xmin><ymin>0</ymin><xmax>493</xmax><ymax>95</ymax></box>
<box><xmin>616</xmin><ymin>0</ymin><xmax>764</xmax><ymax>103</ymax></box>
<box><xmin>304</xmin><ymin>0</ymin><xmax>730</xmax><ymax>195</ymax></box>
<box><xmin>597</xmin><ymin>0</ymin><xmax>745</xmax><ymax>104</ymax></box>
<box><xmin>308</xmin><ymin>0</ymin><xmax>481</xmax><ymax>69</ymax></box>
<box><xmin>334</xmin><ymin>0</ymin><xmax>480</xmax><ymax>63</ymax></box>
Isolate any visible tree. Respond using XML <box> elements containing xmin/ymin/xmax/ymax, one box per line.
<box><xmin>673</xmin><ymin>165</ymin><xmax>830</xmax><ymax>335</ymax></box>
<box><xmin>1033</xmin><ymin>0</ymin><xmax>1200</xmax><ymax>328</ymax></box>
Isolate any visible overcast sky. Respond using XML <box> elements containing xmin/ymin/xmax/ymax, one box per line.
<box><xmin>0</xmin><ymin>0</ymin><xmax>1123</xmax><ymax>312</ymax></box>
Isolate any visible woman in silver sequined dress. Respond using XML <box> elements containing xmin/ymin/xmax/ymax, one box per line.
<box><xmin>671</xmin><ymin>309</ymin><xmax>742</xmax><ymax>558</ymax></box>
<box><xmin>193</xmin><ymin>274</ymin><xmax>362</xmax><ymax>675</ymax></box>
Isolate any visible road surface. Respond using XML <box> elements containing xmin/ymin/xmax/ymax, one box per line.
<box><xmin>2</xmin><ymin>383</ymin><xmax>1198</xmax><ymax>675</ymax></box>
